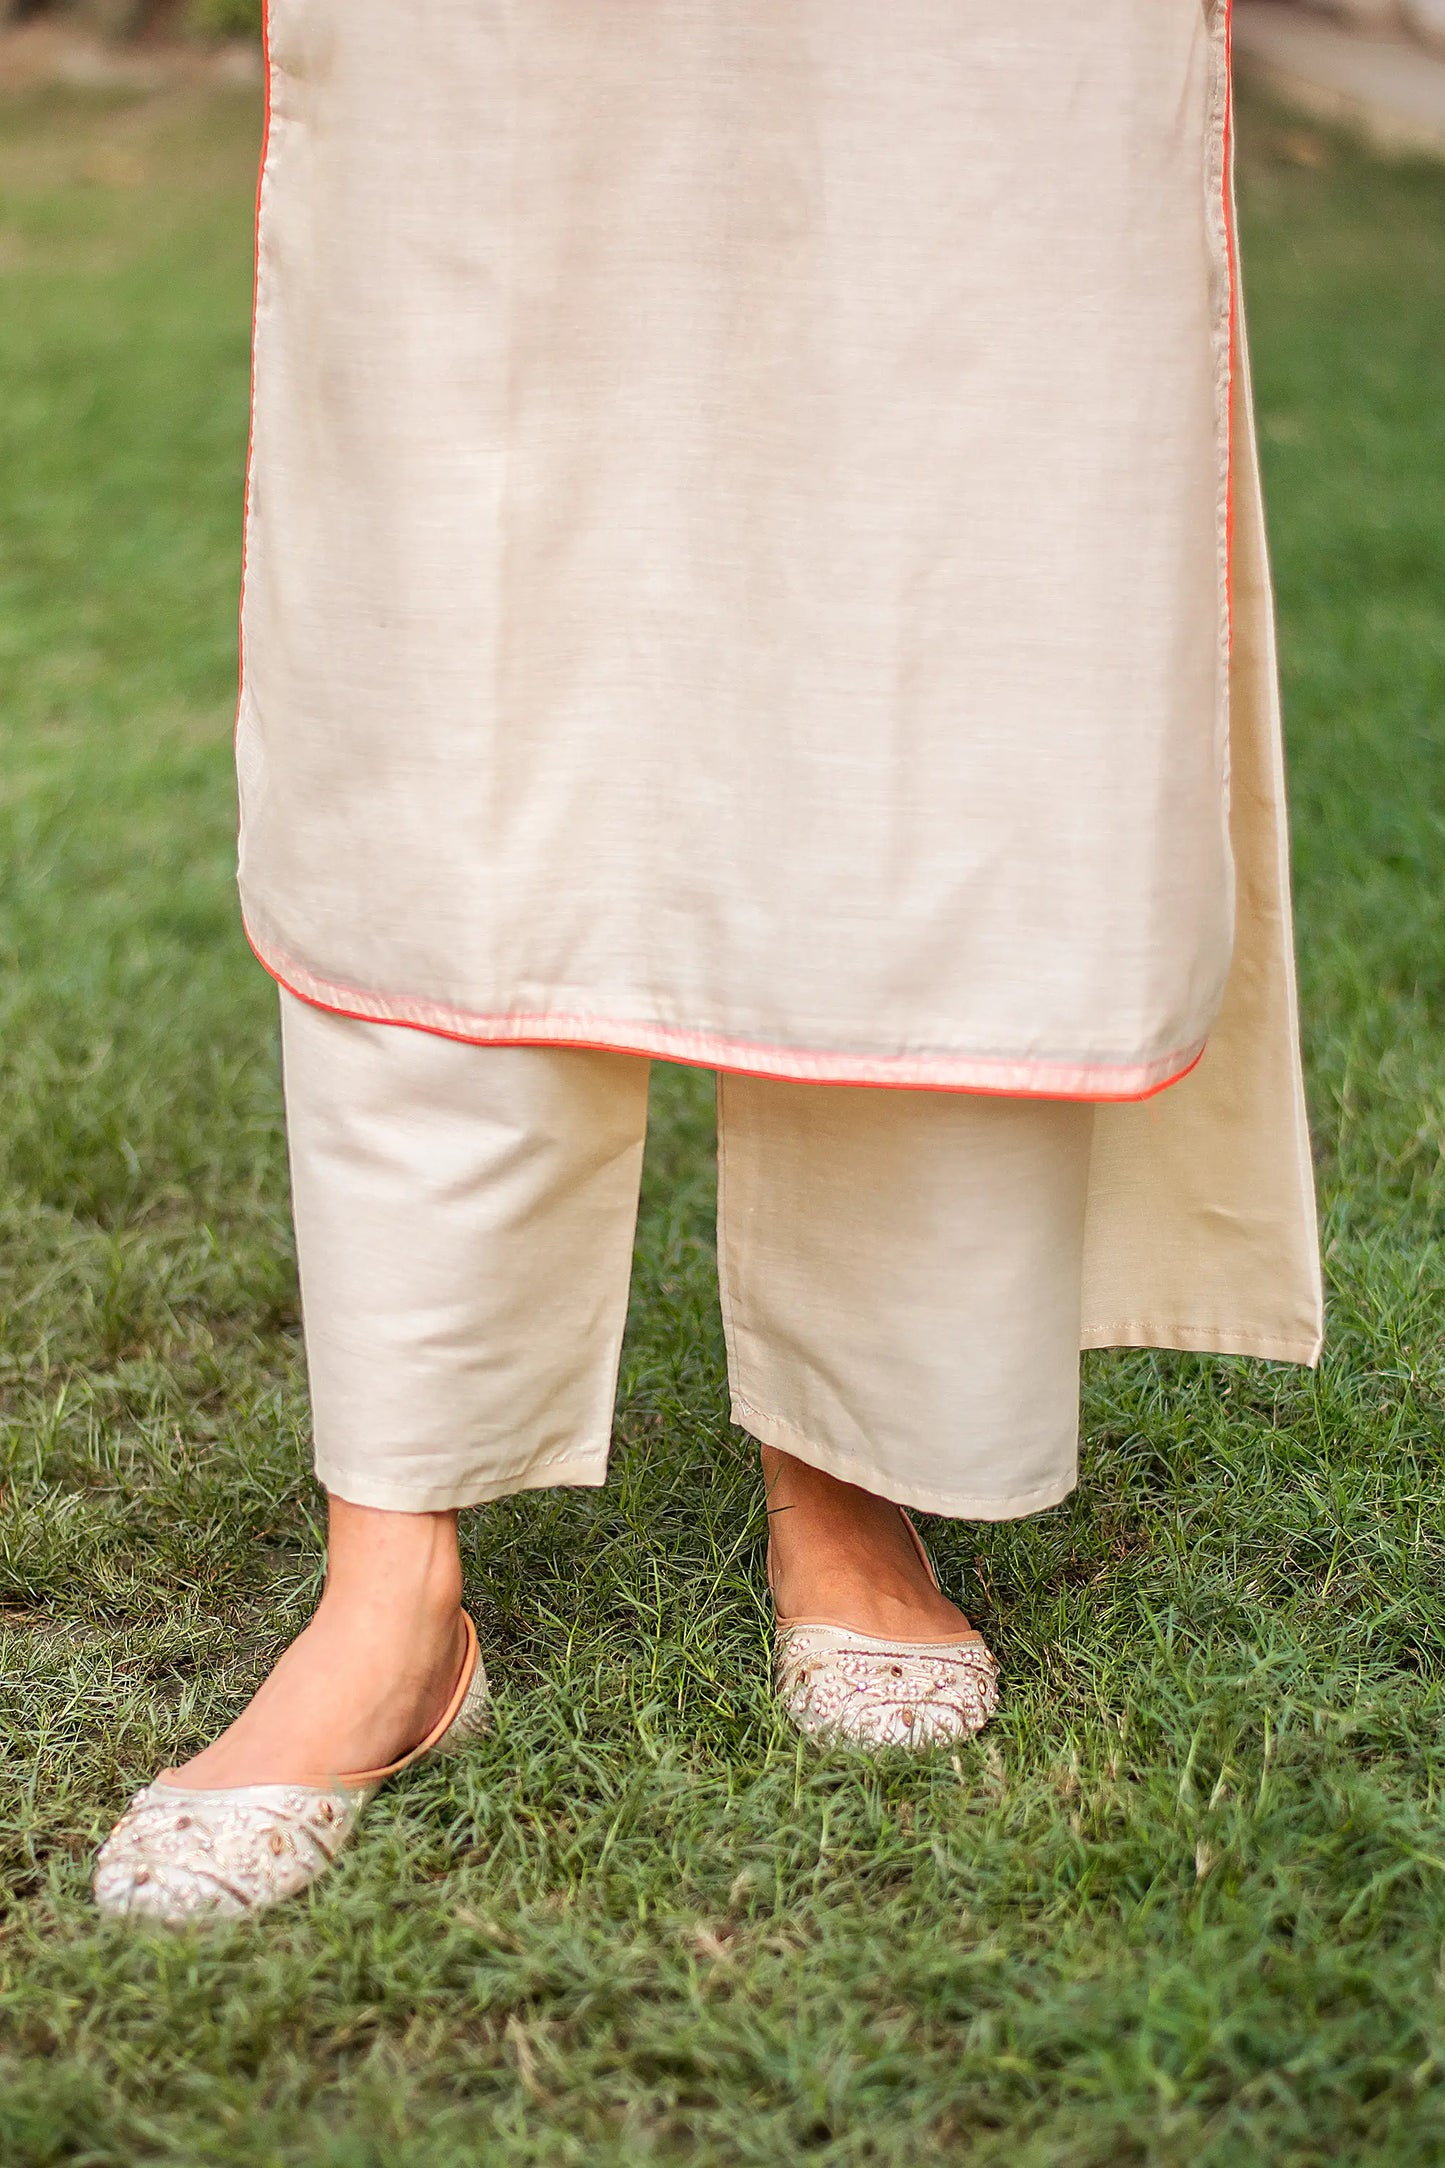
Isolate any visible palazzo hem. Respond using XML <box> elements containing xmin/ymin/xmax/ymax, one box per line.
<box><xmin>730</xmin><ymin>1395</ymin><xmax>1079</xmax><ymax>1523</ymax></box>
<box><xmin>315</xmin><ymin>1442</ymin><xmax>611</xmax><ymax>1514</ymax></box>
<box><xmin>1079</xmin><ymin>1320</ymin><xmax>1324</xmax><ymax>1365</ymax></box>
<box><xmin>245</xmin><ymin>920</ymin><xmax>1208</xmax><ymax>1106</ymax></box>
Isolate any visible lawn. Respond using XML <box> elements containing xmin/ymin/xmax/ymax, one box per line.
<box><xmin>1</xmin><ymin>77</ymin><xmax>1444</xmax><ymax>2168</ymax></box>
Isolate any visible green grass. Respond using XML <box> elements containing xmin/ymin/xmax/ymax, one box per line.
<box><xmin>0</xmin><ymin>81</ymin><xmax>1443</xmax><ymax>2167</ymax></box>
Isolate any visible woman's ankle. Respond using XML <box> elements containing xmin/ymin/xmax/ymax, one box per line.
<box><xmin>169</xmin><ymin>1500</ymin><xmax>467</xmax><ymax>1788</ymax></box>
<box><xmin>318</xmin><ymin>1495</ymin><xmax>464</xmax><ymax>1623</ymax></box>
<box><xmin>761</xmin><ymin>1446</ymin><xmax>971</xmax><ymax>1638</ymax></box>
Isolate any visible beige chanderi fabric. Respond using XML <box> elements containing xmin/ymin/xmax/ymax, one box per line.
<box><xmin>238</xmin><ymin>2</ymin><xmax>1324</xmax><ymax>1368</ymax></box>
<box><xmin>280</xmin><ymin>992</ymin><xmax>1096</xmax><ymax>1518</ymax></box>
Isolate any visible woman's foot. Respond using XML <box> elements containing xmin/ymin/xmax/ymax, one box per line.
<box><xmin>763</xmin><ymin>1449</ymin><xmax>998</xmax><ymax>1748</ymax></box>
<box><xmin>175</xmin><ymin>1498</ymin><xmax>468</xmax><ymax>1789</ymax></box>
<box><xmin>761</xmin><ymin>1447</ymin><xmax>974</xmax><ymax>1641</ymax></box>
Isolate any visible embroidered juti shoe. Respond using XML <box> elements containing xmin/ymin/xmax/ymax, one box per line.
<box><xmin>771</xmin><ymin>1509</ymin><xmax>999</xmax><ymax>1749</ymax></box>
<box><xmin>93</xmin><ymin>1612</ymin><xmax>490</xmax><ymax>1923</ymax></box>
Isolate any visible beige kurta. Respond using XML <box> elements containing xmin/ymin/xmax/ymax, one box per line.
<box><xmin>236</xmin><ymin>0</ymin><xmax>1324</xmax><ymax>1366</ymax></box>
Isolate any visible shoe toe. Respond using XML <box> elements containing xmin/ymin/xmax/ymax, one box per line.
<box><xmin>778</xmin><ymin>1628</ymin><xmax>999</xmax><ymax>1750</ymax></box>
<box><xmin>838</xmin><ymin>1677</ymin><xmax>996</xmax><ymax>1750</ymax></box>
<box><xmin>93</xmin><ymin>1851</ymin><xmax>249</xmax><ymax>1921</ymax></box>
<box><xmin>92</xmin><ymin>1784</ymin><xmax>358</xmax><ymax>1924</ymax></box>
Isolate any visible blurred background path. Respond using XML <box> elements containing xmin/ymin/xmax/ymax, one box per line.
<box><xmin>5</xmin><ymin>3</ymin><xmax>1445</xmax><ymax>162</ymax></box>
<box><xmin>1238</xmin><ymin>0</ymin><xmax>1445</xmax><ymax>155</ymax></box>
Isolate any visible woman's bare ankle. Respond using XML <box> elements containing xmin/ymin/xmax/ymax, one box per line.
<box><xmin>173</xmin><ymin>1497</ymin><xmax>467</xmax><ymax>1789</ymax></box>
<box><xmin>761</xmin><ymin>1445</ymin><xmax>973</xmax><ymax>1641</ymax></box>
<box><xmin>318</xmin><ymin>1496</ymin><xmax>464</xmax><ymax>1623</ymax></box>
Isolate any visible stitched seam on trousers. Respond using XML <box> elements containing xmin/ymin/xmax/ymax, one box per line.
<box><xmin>319</xmin><ymin>1470</ymin><xmax>609</xmax><ymax>1513</ymax></box>
<box><xmin>314</xmin><ymin>1442</ymin><xmax>610</xmax><ymax>1504</ymax></box>
<box><xmin>1079</xmin><ymin>1322</ymin><xmax>1322</xmax><ymax>1363</ymax></box>
<box><xmin>730</xmin><ymin>1395</ymin><xmax>1078</xmax><ymax>1522</ymax></box>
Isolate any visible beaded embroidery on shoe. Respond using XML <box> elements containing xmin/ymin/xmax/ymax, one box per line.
<box><xmin>768</xmin><ymin>1505</ymin><xmax>999</xmax><ymax>1749</ymax></box>
<box><xmin>93</xmin><ymin>1614</ymin><xmax>490</xmax><ymax>1923</ymax></box>
<box><xmin>93</xmin><ymin>1780</ymin><xmax>367</xmax><ymax>1920</ymax></box>
<box><xmin>774</xmin><ymin>1620</ymin><xmax>999</xmax><ymax>1749</ymax></box>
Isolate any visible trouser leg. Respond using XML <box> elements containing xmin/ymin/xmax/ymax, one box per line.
<box><xmin>278</xmin><ymin>990</ymin><xmax>651</xmax><ymax>1511</ymax></box>
<box><xmin>717</xmin><ymin>1074</ymin><xmax>1095</xmax><ymax>1520</ymax></box>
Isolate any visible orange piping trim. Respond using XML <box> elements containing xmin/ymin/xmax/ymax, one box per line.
<box><xmin>247</xmin><ymin>922</ymin><xmax>1207</xmax><ymax>1106</ymax></box>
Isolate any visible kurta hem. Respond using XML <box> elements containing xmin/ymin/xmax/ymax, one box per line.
<box><xmin>247</xmin><ymin>923</ymin><xmax>1210</xmax><ymax>1104</ymax></box>
<box><xmin>730</xmin><ymin>1396</ymin><xmax>1078</xmax><ymax>1523</ymax></box>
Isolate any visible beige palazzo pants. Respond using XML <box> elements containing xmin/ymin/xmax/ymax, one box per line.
<box><xmin>280</xmin><ymin>991</ymin><xmax>1098</xmax><ymax>1519</ymax></box>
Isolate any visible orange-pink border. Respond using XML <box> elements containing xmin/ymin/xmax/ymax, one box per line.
<box><xmin>245</xmin><ymin>919</ymin><xmax>1207</xmax><ymax>1101</ymax></box>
